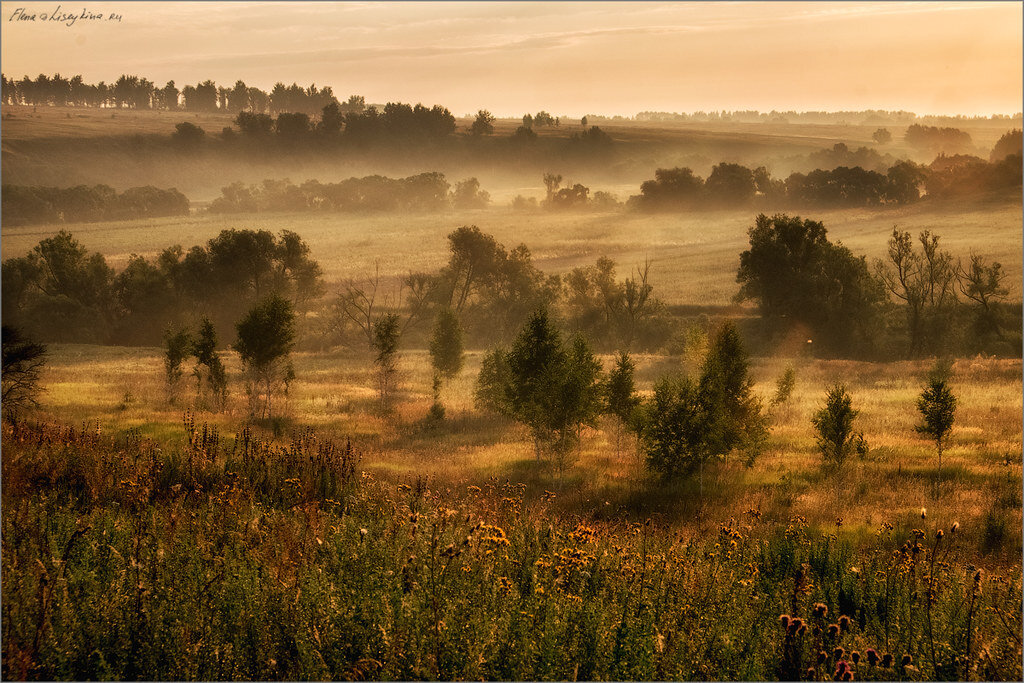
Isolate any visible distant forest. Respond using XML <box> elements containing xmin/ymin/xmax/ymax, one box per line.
<box><xmin>2</xmin><ymin>72</ymin><xmax>1020</xmax><ymax>127</ymax></box>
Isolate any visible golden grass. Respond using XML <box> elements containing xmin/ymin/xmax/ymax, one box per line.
<box><xmin>3</xmin><ymin>202</ymin><xmax>1021</xmax><ymax>306</ymax></box>
<box><xmin>31</xmin><ymin>343</ymin><xmax>1022</xmax><ymax>561</ymax></box>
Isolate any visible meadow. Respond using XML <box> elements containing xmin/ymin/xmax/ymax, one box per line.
<box><xmin>2</xmin><ymin>201</ymin><xmax>1021</xmax><ymax>308</ymax></box>
<box><xmin>2</xmin><ymin>107</ymin><xmax>1022</xmax><ymax>680</ymax></box>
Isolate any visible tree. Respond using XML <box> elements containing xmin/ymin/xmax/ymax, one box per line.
<box><xmin>497</xmin><ymin>307</ymin><xmax>603</xmax><ymax>465</ymax></box>
<box><xmin>957</xmin><ymin>253</ymin><xmax>1008</xmax><ymax>344</ymax></box>
<box><xmin>474</xmin><ymin>347</ymin><xmax>511</xmax><ymax>415</ymax></box>
<box><xmin>705</xmin><ymin>162</ymin><xmax>756</xmax><ymax>205</ymax></box>
<box><xmin>372</xmin><ymin>313</ymin><xmax>401</xmax><ymax>411</ymax></box>
<box><xmin>872</xmin><ymin>128</ymin><xmax>892</xmax><ymax>144</ymax></box>
<box><xmin>163</xmin><ymin>327</ymin><xmax>192</xmax><ymax>402</ymax></box>
<box><xmin>605</xmin><ymin>351</ymin><xmax>640</xmax><ymax>455</ymax></box>
<box><xmin>470</xmin><ymin>109</ymin><xmax>495</xmax><ymax>136</ymax></box>
<box><xmin>876</xmin><ymin>229</ymin><xmax>958</xmax><ymax>357</ymax></box>
<box><xmin>736</xmin><ymin>214</ymin><xmax>885</xmax><ymax>356</ymax></box>
<box><xmin>192</xmin><ymin>318</ymin><xmax>227</xmax><ymax>410</ymax></box>
<box><xmin>428</xmin><ymin>308</ymin><xmax>464</xmax><ymax>418</ymax></box>
<box><xmin>811</xmin><ymin>384</ymin><xmax>867</xmax><ymax>469</ymax></box>
<box><xmin>916</xmin><ymin>365</ymin><xmax>957</xmax><ymax>485</ymax></box>
<box><xmin>450</xmin><ymin>178</ymin><xmax>490</xmax><ymax>209</ymax></box>
<box><xmin>989</xmin><ymin>129</ymin><xmax>1022</xmax><ymax>162</ymax></box>
<box><xmin>171</xmin><ymin>122</ymin><xmax>205</xmax><ymax>149</ymax></box>
<box><xmin>232</xmin><ymin>294</ymin><xmax>296</xmax><ymax>419</ymax></box>
<box><xmin>640</xmin><ymin>323</ymin><xmax>766</xmax><ymax>495</ymax></box>
<box><xmin>1</xmin><ymin>325</ymin><xmax>47</xmax><ymax>419</ymax></box>
<box><xmin>581</xmin><ymin>116</ymin><xmax>588</xmax><ymax>127</ymax></box>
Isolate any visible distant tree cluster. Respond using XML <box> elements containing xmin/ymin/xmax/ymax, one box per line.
<box><xmin>904</xmin><ymin>124</ymin><xmax>974</xmax><ymax>155</ymax></box>
<box><xmin>631</xmin><ymin>145</ymin><xmax>1021</xmax><ymax>210</ymax></box>
<box><xmin>209</xmin><ymin>173</ymin><xmax>486</xmax><ymax>214</ymax></box>
<box><xmin>628</xmin><ymin>109</ymin><xmax>1019</xmax><ymax>127</ymax></box>
<box><xmin>2</xmin><ymin>229</ymin><xmax>322</xmax><ymax>347</ymax></box>
<box><xmin>2</xmin><ymin>184</ymin><xmax>189</xmax><ymax>226</ymax></box>
<box><xmin>736</xmin><ymin>214</ymin><xmax>1018</xmax><ymax>358</ymax></box>
<box><xmin>0</xmin><ymin>72</ymin><xmax>361</xmax><ymax>115</ymax></box>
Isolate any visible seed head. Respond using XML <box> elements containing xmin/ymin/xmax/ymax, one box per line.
<box><xmin>817</xmin><ymin>651</ymin><xmax>828</xmax><ymax>665</ymax></box>
<box><xmin>851</xmin><ymin>651</ymin><xmax>860</xmax><ymax>665</ymax></box>
<box><xmin>835</xmin><ymin>659</ymin><xmax>849</xmax><ymax>675</ymax></box>
<box><xmin>813</xmin><ymin>602</ymin><xmax>828</xmax><ymax>618</ymax></box>
<box><xmin>881</xmin><ymin>653</ymin><xmax>893</xmax><ymax>668</ymax></box>
<box><xmin>841</xmin><ymin>671</ymin><xmax>853</xmax><ymax>681</ymax></box>
<box><xmin>921</xmin><ymin>507</ymin><xmax>927</xmax><ymax>519</ymax></box>
<box><xmin>865</xmin><ymin>649</ymin><xmax>879</xmax><ymax>665</ymax></box>
<box><xmin>936</xmin><ymin>528</ymin><xmax>944</xmax><ymax>540</ymax></box>
<box><xmin>951</xmin><ymin>521</ymin><xmax>960</xmax><ymax>533</ymax></box>
<box><xmin>838</xmin><ymin>615</ymin><xmax>850</xmax><ymax>632</ymax></box>
<box><xmin>834</xmin><ymin>647</ymin><xmax>846</xmax><ymax>660</ymax></box>
<box><xmin>780</xmin><ymin>614</ymin><xmax>791</xmax><ymax>630</ymax></box>
<box><xmin>901</xmin><ymin>654</ymin><xmax>913</xmax><ymax>667</ymax></box>
<box><xmin>827</xmin><ymin>624</ymin><xmax>839</xmax><ymax>638</ymax></box>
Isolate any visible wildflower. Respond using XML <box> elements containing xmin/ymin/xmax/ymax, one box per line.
<box><xmin>851</xmin><ymin>651</ymin><xmax>860</xmax><ymax>665</ymax></box>
<box><xmin>834</xmin><ymin>647</ymin><xmax>845</xmax><ymax>661</ymax></box>
<box><xmin>951</xmin><ymin>521</ymin><xmax>959</xmax><ymax>533</ymax></box>
<box><xmin>835</xmin><ymin>660</ymin><xmax>849</xmax><ymax>675</ymax></box>
<box><xmin>359</xmin><ymin>528</ymin><xmax>368</xmax><ymax>542</ymax></box>
<box><xmin>921</xmin><ymin>507</ymin><xmax>927</xmax><ymax>519</ymax></box>
<box><xmin>881</xmin><ymin>653</ymin><xmax>893</xmax><ymax>668</ymax></box>
<box><xmin>936</xmin><ymin>528</ymin><xmax>944</xmax><ymax>540</ymax></box>
<box><xmin>827</xmin><ymin>624</ymin><xmax>839</xmax><ymax>638</ymax></box>
<box><xmin>838</xmin><ymin>615</ymin><xmax>850</xmax><ymax>632</ymax></box>
<box><xmin>865</xmin><ymin>649</ymin><xmax>879</xmax><ymax>666</ymax></box>
<box><xmin>813</xmin><ymin>602</ymin><xmax>828</xmax><ymax>619</ymax></box>
<box><xmin>900</xmin><ymin>654</ymin><xmax>912</xmax><ymax>667</ymax></box>
<box><xmin>779</xmin><ymin>614</ymin><xmax>791</xmax><ymax>630</ymax></box>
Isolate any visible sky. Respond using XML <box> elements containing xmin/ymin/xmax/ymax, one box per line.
<box><xmin>1</xmin><ymin>1</ymin><xmax>1021</xmax><ymax>117</ymax></box>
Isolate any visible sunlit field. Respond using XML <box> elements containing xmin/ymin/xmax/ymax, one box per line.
<box><xmin>3</xmin><ymin>202</ymin><xmax>1021</xmax><ymax>307</ymax></box>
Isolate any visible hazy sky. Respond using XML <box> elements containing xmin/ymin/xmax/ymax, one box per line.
<box><xmin>1</xmin><ymin>1</ymin><xmax>1021</xmax><ymax>117</ymax></box>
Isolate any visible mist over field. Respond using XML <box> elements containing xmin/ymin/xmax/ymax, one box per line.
<box><xmin>2</xmin><ymin>2</ymin><xmax>1022</xmax><ymax>681</ymax></box>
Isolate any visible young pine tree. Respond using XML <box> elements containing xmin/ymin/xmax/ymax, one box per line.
<box><xmin>916</xmin><ymin>370</ymin><xmax>957</xmax><ymax>484</ymax></box>
<box><xmin>811</xmin><ymin>383</ymin><xmax>867</xmax><ymax>469</ymax></box>
<box><xmin>192</xmin><ymin>318</ymin><xmax>227</xmax><ymax>410</ymax></box>
<box><xmin>605</xmin><ymin>350</ymin><xmax>640</xmax><ymax>455</ymax></box>
<box><xmin>163</xmin><ymin>327</ymin><xmax>192</xmax><ymax>404</ymax></box>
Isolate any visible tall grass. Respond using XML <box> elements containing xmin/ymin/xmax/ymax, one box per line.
<box><xmin>2</xmin><ymin>418</ymin><xmax>1020</xmax><ymax>681</ymax></box>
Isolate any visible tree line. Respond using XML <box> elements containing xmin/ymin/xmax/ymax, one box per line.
<box><xmin>1</xmin><ymin>184</ymin><xmax>189</xmax><ymax>227</ymax></box>
<box><xmin>1</xmin><ymin>229</ymin><xmax>322</xmax><ymax>346</ymax></box>
<box><xmin>209</xmin><ymin>174</ymin><xmax>489</xmax><ymax>214</ymax></box>
<box><xmin>631</xmin><ymin>135</ymin><xmax>1022</xmax><ymax>210</ymax></box>
<box><xmin>0</xmin><ymin>73</ymin><xmax>364</xmax><ymax>115</ymax></box>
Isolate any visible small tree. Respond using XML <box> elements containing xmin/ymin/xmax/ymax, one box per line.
<box><xmin>163</xmin><ymin>327</ymin><xmax>192</xmax><ymax>403</ymax></box>
<box><xmin>872</xmin><ymin>128</ymin><xmax>892</xmax><ymax>144</ymax></box>
<box><xmin>811</xmin><ymin>384</ymin><xmax>867</xmax><ymax>468</ymax></box>
<box><xmin>771</xmin><ymin>366</ymin><xmax>796</xmax><ymax>409</ymax></box>
<box><xmin>1</xmin><ymin>325</ymin><xmax>47</xmax><ymax>419</ymax></box>
<box><xmin>233</xmin><ymin>294</ymin><xmax>295</xmax><ymax>419</ymax></box>
<box><xmin>428</xmin><ymin>308</ymin><xmax>464</xmax><ymax>418</ymax></box>
<box><xmin>372</xmin><ymin>312</ymin><xmax>401</xmax><ymax>411</ymax></box>
<box><xmin>605</xmin><ymin>350</ymin><xmax>640</xmax><ymax>455</ymax></box>
<box><xmin>474</xmin><ymin>347</ymin><xmax>511</xmax><ymax>416</ymax></box>
<box><xmin>916</xmin><ymin>367</ymin><xmax>957</xmax><ymax>484</ymax></box>
<box><xmin>505</xmin><ymin>307</ymin><xmax>565</xmax><ymax>459</ymax></box>
<box><xmin>470</xmin><ymin>109</ymin><xmax>495</xmax><ymax>136</ymax></box>
<box><xmin>549</xmin><ymin>334</ymin><xmax>603</xmax><ymax>473</ymax></box>
<box><xmin>192</xmin><ymin>317</ymin><xmax>227</xmax><ymax>410</ymax></box>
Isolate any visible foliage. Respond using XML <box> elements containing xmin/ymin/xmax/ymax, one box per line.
<box><xmin>811</xmin><ymin>384</ymin><xmax>867</xmax><ymax>468</ymax></box>
<box><xmin>771</xmin><ymin>366</ymin><xmax>796</xmax><ymax>408</ymax></box>
<box><xmin>372</xmin><ymin>313</ymin><xmax>402</xmax><ymax>411</ymax></box>
<box><xmin>192</xmin><ymin>318</ymin><xmax>227</xmax><ymax>409</ymax></box>
<box><xmin>470</xmin><ymin>109</ymin><xmax>495</xmax><ymax>136</ymax></box>
<box><xmin>916</xmin><ymin>372</ymin><xmax>957</xmax><ymax>470</ymax></box>
<box><xmin>736</xmin><ymin>214</ymin><xmax>885</xmax><ymax>356</ymax></box>
<box><xmin>163</xmin><ymin>327</ymin><xmax>192</xmax><ymax>400</ymax></box>
<box><xmin>876</xmin><ymin>229</ymin><xmax>958</xmax><ymax>357</ymax></box>
<box><xmin>497</xmin><ymin>308</ymin><xmax>604</xmax><ymax>462</ymax></box>
<box><xmin>641</xmin><ymin>323</ymin><xmax>767</xmax><ymax>487</ymax></box>
<box><xmin>872</xmin><ymin>128</ymin><xmax>892</xmax><ymax>144</ymax></box>
<box><xmin>989</xmin><ymin>129</ymin><xmax>1022</xmax><ymax>162</ymax></box>
<box><xmin>1</xmin><ymin>184</ymin><xmax>189</xmax><ymax>227</ymax></box>
<box><xmin>0</xmin><ymin>325</ymin><xmax>46</xmax><ymax>418</ymax></box>
<box><xmin>429</xmin><ymin>308</ymin><xmax>464</xmax><ymax>381</ymax></box>
<box><xmin>233</xmin><ymin>295</ymin><xmax>296</xmax><ymax>419</ymax></box>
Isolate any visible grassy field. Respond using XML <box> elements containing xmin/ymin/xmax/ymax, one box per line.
<box><xmin>29</xmin><ymin>343</ymin><xmax>1023</xmax><ymax>553</ymax></box>
<box><xmin>3</xmin><ymin>202</ymin><xmax>1021</xmax><ymax>307</ymax></box>
<box><xmin>3</xmin><ymin>106</ymin><xmax>1022</xmax><ymax>680</ymax></box>
<box><xmin>3</xmin><ymin>342</ymin><xmax>1021</xmax><ymax>680</ymax></box>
